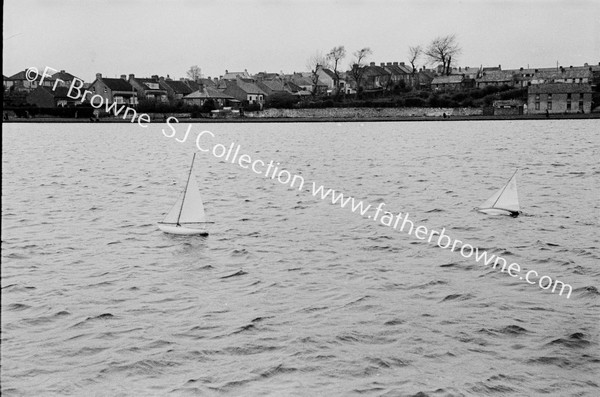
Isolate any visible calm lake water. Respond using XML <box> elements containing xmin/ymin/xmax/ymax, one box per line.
<box><xmin>2</xmin><ymin>120</ymin><xmax>599</xmax><ymax>396</ymax></box>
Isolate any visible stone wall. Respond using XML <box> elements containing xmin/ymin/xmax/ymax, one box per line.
<box><xmin>244</xmin><ymin>107</ymin><xmax>483</xmax><ymax>119</ymax></box>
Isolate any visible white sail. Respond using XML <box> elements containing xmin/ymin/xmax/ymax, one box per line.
<box><xmin>177</xmin><ymin>177</ymin><xmax>206</xmax><ymax>223</ymax></box>
<box><xmin>158</xmin><ymin>153</ymin><xmax>211</xmax><ymax>235</ymax></box>
<box><xmin>478</xmin><ymin>170</ymin><xmax>520</xmax><ymax>214</ymax></box>
<box><xmin>161</xmin><ymin>177</ymin><xmax>206</xmax><ymax>224</ymax></box>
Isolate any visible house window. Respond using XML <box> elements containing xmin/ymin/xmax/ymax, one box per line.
<box><xmin>567</xmin><ymin>103</ymin><xmax>571</xmax><ymax>111</ymax></box>
<box><xmin>104</xmin><ymin>87</ymin><xmax>107</xmax><ymax>93</ymax></box>
<box><xmin>535</xmin><ymin>102</ymin><xmax>540</xmax><ymax>110</ymax></box>
<box><xmin>579</xmin><ymin>101</ymin><xmax>584</xmax><ymax>110</ymax></box>
<box><xmin>547</xmin><ymin>101</ymin><xmax>552</xmax><ymax>110</ymax></box>
<box><xmin>567</xmin><ymin>93</ymin><xmax>571</xmax><ymax>100</ymax></box>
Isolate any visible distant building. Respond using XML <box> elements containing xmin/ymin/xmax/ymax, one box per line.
<box><xmin>362</xmin><ymin>62</ymin><xmax>391</xmax><ymax>92</ymax></box>
<box><xmin>222</xmin><ymin>69</ymin><xmax>251</xmax><ymax>81</ymax></box>
<box><xmin>256</xmin><ymin>79</ymin><xmax>289</xmax><ymax>96</ymax></box>
<box><xmin>430</xmin><ymin>74</ymin><xmax>475</xmax><ymax>92</ymax></box>
<box><xmin>182</xmin><ymin>86</ymin><xmax>236</xmax><ymax>108</ymax></box>
<box><xmin>493</xmin><ymin>99</ymin><xmax>524</xmax><ymax>115</ymax></box>
<box><xmin>288</xmin><ymin>74</ymin><xmax>327</xmax><ymax>95</ymax></box>
<box><xmin>222</xmin><ymin>78</ymin><xmax>266</xmax><ymax>106</ymax></box>
<box><xmin>88</xmin><ymin>74</ymin><xmax>138</xmax><ymax>106</ymax></box>
<box><xmin>128</xmin><ymin>74</ymin><xmax>168</xmax><ymax>102</ymax></box>
<box><xmin>51</xmin><ymin>70</ymin><xmax>81</xmax><ymax>88</ymax></box>
<box><xmin>159</xmin><ymin>77</ymin><xmax>194</xmax><ymax>103</ymax></box>
<box><xmin>527</xmin><ymin>83</ymin><xmax>592</xmax><ymax>114</ymax></box>
<box><xmin>476</xmin><ymin>69</ymin><xmax>515</xmax><ymax>88</ymax></box>
<box><xmin>26</xmin><ymin>86</ymin><xmax>79</xmax><ymax>108</ymax></box>
<box><xmin>6</xmin><ymin>70</ymin><xmax>42</xmax><ymax>93</ymax></box>
<box><xmin>415</xmin><ymin>68</ymin><xmax>435</xmax><ymax>90</ymax></box>
<box><xmin>381</xmin><ymin>62</ymin><xmax>413</xmax><ymax>88</ymax></box>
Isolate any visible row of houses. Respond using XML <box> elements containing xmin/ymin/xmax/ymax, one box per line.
<box><xmin>3</xmin><ymin>61</ymin><xmax>599</xmax><ymax>114</ymax></box>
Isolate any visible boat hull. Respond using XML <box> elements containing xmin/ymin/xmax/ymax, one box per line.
<box><xmin>157</xmin><ymin>222</ymin><xmax>209</xmax><ymax>235</ymax></box>
<box><xmin>477</xmin><ymin>208</ymin><xmax>519</xmax><ymax>217</ymax></box>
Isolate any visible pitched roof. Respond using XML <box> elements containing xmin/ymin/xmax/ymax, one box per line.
<box><xmin>8</xmin><ymin>70</ymin><xmax>29</xmax><ymax>80</ymax></box>
<box><xmin>528</xmin><ymin>83</ymin><xmax>592</xmax><ymax>94</ymax></box>
<box><xmin>231</xmin><ymin>79</ymin><xmax>266</xmax><ymax>95</ymax></box>
<box><xmin>184</xmin><ymin>86</ymin><xmax>235</xmax><ymax>99</ymax></box>
<box><xmin>223</xmin><ymin>70</ymin><xmax>251</xmax><ymax>80</ymax></box>
<box><xmin>290</xmin><ymin>75</ymin><xmax>314</xmax><ymax>86</ymax></box>
<box><xmin>319</xmin><ymin>68</ymin><xmax>337</xmax><ymax>79</ymax></box>
<box><xmin>536</xmin><ymin>68</ymin><xmax>593</xmax><ymax>80</ymax></box>
<box><xmin>257</xmin><ymin>79</ymin><xmax>287</xmax><ymax>94</ymax></box>
<box><xmin>52</xmin><ymin>70</ymin><xmax>79</xmax><ymax>81</ymax></box>
<box><xmin>198</xmin><ymin>78</ymin><xmax>216</xmax><ymax>87</ymax></box>
<box><xmin>101</xmin><ymin>77</ymin><xmax>135</xmax><ymax>91</ymax></box>
<box><xmin>161</xmin><ymin>79</ymin><xmax>193</xmax><ymax>95</ymax></box>
<box><xmin>477</xmin><ymin>70</ymin><xmax>514</xmax><ymax>82</ymax></box>
<box><xmin>364</xmin><ymin>65</ymin><xmax>390</xmax><ymax>75</ymax></box>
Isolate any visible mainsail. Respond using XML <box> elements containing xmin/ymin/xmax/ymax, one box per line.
<box><xmin>162</xmin><ymin>177</ymin><xmax>206</xmax><ymax>224</ymax></box>
<box><xmin>478</xmin><ymin>169</ymin><xmax>520</xmax><ymax>214</ymax></box>
<box><xmin>158</xmin><ymin>153</ymin><xmax>211</xmax><ymax>235</ymax></box>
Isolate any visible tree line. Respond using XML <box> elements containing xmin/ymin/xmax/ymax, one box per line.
<box><xmin>308</xmin><ymin>34</ymin><xmax>461</xmax><ymax>97</ymax></box>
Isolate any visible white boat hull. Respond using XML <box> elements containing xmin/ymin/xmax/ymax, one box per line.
<box><xmin>157</xmin><ymin>222</ymin><xmax>209</xmax><ymax>235</ymax></box>
<box><xmin>477</xmin><ymin>208</ymin><xmax>519</xmax><ymax>217</ymax></box>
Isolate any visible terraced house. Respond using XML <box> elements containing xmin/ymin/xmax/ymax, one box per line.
<box><xmin>88</xmin><ymin>74</ymin><xmax>138</xmax><ymax>106</ymax></box>
<box><xmin>128</xmin><ymin>74</ymin><xmax>168</xmax><ymax>102</ymax></box>
<box><xmin>527</xmin><ymin>83</ymin><xmax>592</xmax><ymax>114</ymax></box>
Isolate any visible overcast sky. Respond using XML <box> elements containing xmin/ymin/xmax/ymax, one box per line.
<box><xmin>3</xmin><ymin>0</ymin><xmax>599</xmax><ymax>81</ymax></box>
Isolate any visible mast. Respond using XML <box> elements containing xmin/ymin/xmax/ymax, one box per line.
<box><xmin>491</xmin><ymin>168</ymin><xmax>518</xmax><ymax>209</ymax></box>
<box><xmin>176</xmin><ymin>153</ymin><xmax>196</xmax><ymax>225</ymax></box>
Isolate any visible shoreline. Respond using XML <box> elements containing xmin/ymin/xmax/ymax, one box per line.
<box><xmin>3</xmin><ymin>113</ymin><xmax>599</xmax><ymax>123</ymax></box>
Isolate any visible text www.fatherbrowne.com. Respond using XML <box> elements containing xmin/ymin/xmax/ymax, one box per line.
<box><xmin>27</xmin><ymin>66</ymin><xmax>572</xmax><ymax>299</ymax></box>
<box><xmin>310</xmin><ymin>185</ymin><xmax>572</xmax><ymax>299</ymax></box>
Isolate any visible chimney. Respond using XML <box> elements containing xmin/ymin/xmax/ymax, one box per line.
<box><xmin>96</xmin><ymin>73</ymin><xmax>102</xmax><ymax>79</ymax></box>
<box><xmin>159</xmin><ymin>76</ymin><xmax>165</xmax><ymax>82</ymax></box>
<box><xmin>584</xmin><ymin>63</ymin><xmax>588</xmax><ymax>66</ymax></box>
<box><xmin>129</xmin><ymin>74</ymin><xmax>135</xmax><ymax>80</ymax></box>
<box><xmin>570</xmin><ymin>66</ymin><xmax>573</xmax><ymax>69</ymax></box>
<box><xmin>498</xmin><ymin>64</ymin><xmax>501</xmax><ymax>69</ymax></box>
<box><xmin>225</xmin><ymin>69</ymin><xmax>228</xmax><ymax>73</ymax></box>
<box><xmin>151</xmin><ymin>75</ymin><xmax>159</xmax><ymax>80</ymax></box>
<box><xmin>400</xmin><ymin>62</ymin><xmax>405</xmax><ymax>66</ymax></box>
<box><xmin>370</xmin><ymin>62</ymin><xmax>375</xmax><ymax>66</ymax></box>
<box><xmin>519</xmin><ymin>67</ymin><xmax>523</xmax><ymax>71</ymax></box>
<box><xmin>61</xmin><ymin>70</ymin><xmax>65</xmax><ymax>73</ymax></box>
<box><xmin>387</xmin><ymin>62</ymin><xmax>392</xmax><ymax>66</ymax></box>
<box><xmin>120</xmin><ymin>74</ymin><xmax>127</xmax><ymax>80</ymax></box>
<box><xmin>380</xmin><ymin>63</ymin><xmax>385</xmax><ymax>67</ymax></box>
<box><xmin>393</xmin><ymin>62</ymin><xmax>398</xmax><ymax>66</ymax></box>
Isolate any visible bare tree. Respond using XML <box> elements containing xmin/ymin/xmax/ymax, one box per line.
<box><xmin>424</xmin><ymin>34</ymin><xmax>461</xmax><ymax>75</ymax></box>
<box><xmin>348</xmin><ymin>47</ymin><xmax>372</xmax><ymax>98</ymax></box>
<box><xmin>306</xmin><ymin>52</ymin><xmax>328</xmax><ymax>96</ymax></box>
<box><xmin>408</xmin><ymin>45</ymin><xmax>422</xmax><ymax>88</ymax></box>
<box><xmin>326</xmin><ymin>45</ymin><xmax>346</xmax><ymax>97</ymax></box>
<box><xmin>187</xmin><ymin>65</ymin><xmax>202</xmax><ymax>81</ymax></box>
